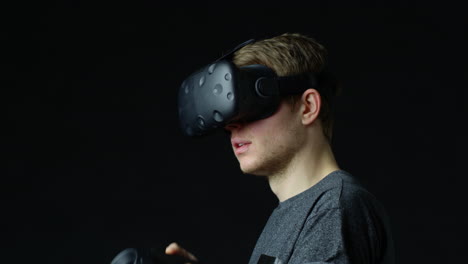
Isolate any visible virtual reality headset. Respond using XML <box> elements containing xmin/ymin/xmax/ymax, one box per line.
<box><xmin>178</xmin><ymin>39</ymin><xmax>336</xmax><ymax>137</ymax></box>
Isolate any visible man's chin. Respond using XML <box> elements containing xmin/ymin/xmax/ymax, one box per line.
<box><xmin>239</xmin><ymin>163</ymin><xmax>268</xmax><ymax>176</ymax></box>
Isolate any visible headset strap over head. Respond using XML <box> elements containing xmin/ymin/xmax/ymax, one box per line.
<box><xmin>215</xmin><ymin>39</ymin><xmax>256</xmax><ymax>62</ymax></box>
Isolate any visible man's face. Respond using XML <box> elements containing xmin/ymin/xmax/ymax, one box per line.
<box><xmin>225</xmin><ymin>100</ymin><xmax>305</xmax><ymax>176</ymax></box>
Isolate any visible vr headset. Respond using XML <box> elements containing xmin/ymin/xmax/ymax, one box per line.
<box><xmin>178</xmin><ymin>39</ymin><xmax>336</xmax><ymax>137</ymax></box>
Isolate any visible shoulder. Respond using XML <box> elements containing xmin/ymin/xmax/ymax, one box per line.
<box><xmin>339</xmin><ymin>171</ymin><xmax>389</xmax><ymax>221</ymax></box>
<box><xmin>308</xmin><ymin>170</ymin><xmax>387</xmax><ymax>220</ymax></box>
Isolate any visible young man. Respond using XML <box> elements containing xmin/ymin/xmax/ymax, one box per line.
<box><xmin>168</xmin><ymin>33</ymin><xmax>395</xmax><ymax>264</ymax></box>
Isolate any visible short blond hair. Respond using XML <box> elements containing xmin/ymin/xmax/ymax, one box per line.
<box><xmin>232</xmin><ymin>33</ymin><xmax>335</xmax><ymax>142</ymax></box>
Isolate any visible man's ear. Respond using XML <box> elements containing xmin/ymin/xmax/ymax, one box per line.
<box><xmin>300</xmin><ymin>88</ymin><xmax>321</xmax><ymax>126</ymax></box>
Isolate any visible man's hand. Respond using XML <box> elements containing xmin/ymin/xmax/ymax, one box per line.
<box><xmin>165</xmin><ymin>242</ymin><xmax>199</xmax><ymax>263</ymax></box>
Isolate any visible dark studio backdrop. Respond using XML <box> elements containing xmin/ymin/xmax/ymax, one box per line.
<box><xmin>3</xmin><ymin>4</ymin><xmax>467</xmax><ymax>264</ymax></box>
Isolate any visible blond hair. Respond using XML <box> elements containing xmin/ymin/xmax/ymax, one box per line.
<box><xmin>232</xmin><ymin>33</ymin><xmax>335</xmax><ymax>142</ymax></box>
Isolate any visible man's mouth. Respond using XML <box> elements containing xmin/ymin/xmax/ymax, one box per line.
<box><xmin>231</xmin><ymin>138</ymin><xmax>252</xmax><ymax>155</ymax></box>
<box><xmin>235</xmin><ymin>143</ymin><xmax>251</xmax><ymax>155</ymax></box>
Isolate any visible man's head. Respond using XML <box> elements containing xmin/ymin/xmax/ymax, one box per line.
<box><xmin>226</xmin><ymin>33</ymin><xmax>337</xmax><ymax>176</ymax></box>
<box><xmin>232</xmin><ymin>33</ymin><xmax>335</xmax><ymax>142</ymax></box>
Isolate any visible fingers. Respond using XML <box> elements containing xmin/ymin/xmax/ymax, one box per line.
<box><xmin>165</xmin><ymin>242</ymin><xmax>199</xmax><ymax>262</ymax></box>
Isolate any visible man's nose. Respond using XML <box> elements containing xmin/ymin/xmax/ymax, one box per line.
<box><xmin>224</xmin><ymin>121</ymin><xmax>243</xmax><ymax>132</ymax></box>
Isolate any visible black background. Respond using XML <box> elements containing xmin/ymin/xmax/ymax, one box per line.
<box><xmin>3</xmin><ymin>4</ymin><xmax>467</xmax><ymax>264</ymax></box>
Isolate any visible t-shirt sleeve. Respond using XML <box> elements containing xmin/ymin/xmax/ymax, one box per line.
<box><xmin>288</xmin><ymin>205</ymin><xmax>386</xmax><ymax>264</ymax></box>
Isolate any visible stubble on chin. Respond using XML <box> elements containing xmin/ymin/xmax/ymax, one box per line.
<box><xmin>236</xmin><ymin>122</ymin><xmax>302</xmax><ymax>179</ymax></box>
<box><xmin>238</xmin><ymin>144</ymin><xmax>294</xmax><ymax>179</ymax></box>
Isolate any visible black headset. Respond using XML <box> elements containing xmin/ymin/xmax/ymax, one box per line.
<box><xmin>177</xmin><ymin>38</ymin><xmax>338</xmax><ymax>137</ymax></box>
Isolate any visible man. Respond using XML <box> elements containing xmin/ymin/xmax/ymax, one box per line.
<box><xmin>168</xmin><ymin>33</ymin><xmax>395</xmax><ymax>264</ymax></box>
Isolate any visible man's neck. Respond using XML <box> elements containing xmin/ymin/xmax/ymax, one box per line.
<box><xmin>267</xmin><ymin>140</ymin><xmax>340</xmax><ymax>203</ymax></box>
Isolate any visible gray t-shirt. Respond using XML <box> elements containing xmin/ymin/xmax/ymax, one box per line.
<box><xmin>248</xmin><ymin>170</ymin><xmax>395</xmax><ymax>264</ymax></box>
